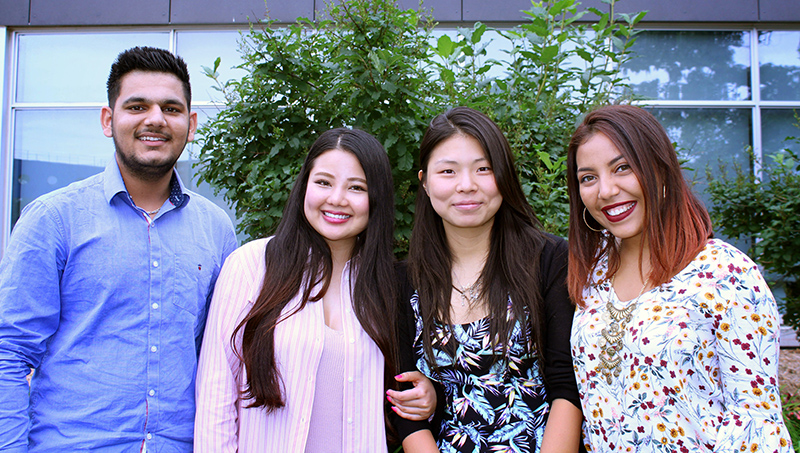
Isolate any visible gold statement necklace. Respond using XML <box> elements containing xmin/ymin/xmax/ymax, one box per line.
<box><xmin>596</xmin><ymin>275</ymin><xmax>649</xmax><ymax>385</ymax></box>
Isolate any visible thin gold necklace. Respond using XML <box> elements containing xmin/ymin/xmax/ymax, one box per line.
<box><xmin>596</xmin><ymin>275</ymin><xmax>649</xmax><ymax>385</ymax></box>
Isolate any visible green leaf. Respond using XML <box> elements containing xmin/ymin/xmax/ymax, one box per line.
<box><xmin>540</xmin><ymin>44</ymin><xmax>559</xmax><ymax>62</ymax></box>
<box><xmin>437</xmin><ymin>34</ymin><xmax>455</xmax><ymax>57</ymax></box>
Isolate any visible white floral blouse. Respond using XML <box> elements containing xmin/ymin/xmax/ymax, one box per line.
<box><xmin>571</xmin><ymin>239</ymin><xmax>792</xmax><ymax>452</ymax></box>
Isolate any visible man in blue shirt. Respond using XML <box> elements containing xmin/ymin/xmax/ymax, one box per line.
<box><xmin>0</xmin><ymin>46</ymin><xmax>238</xmax><ymax>452</ymax></box>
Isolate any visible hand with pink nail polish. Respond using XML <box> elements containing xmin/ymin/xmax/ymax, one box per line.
<box><xmin>386</xmin><ymin>371</ymin><xmax>437</xmax><ymax>421</ymax></box>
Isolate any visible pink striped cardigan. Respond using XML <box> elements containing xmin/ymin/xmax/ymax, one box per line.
<box><xmin>194</xmin><ymin>238</ymin><xmax>388</xmax><ymax>452</ymax></box>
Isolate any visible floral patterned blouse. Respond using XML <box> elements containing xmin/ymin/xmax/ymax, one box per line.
<box><xmin>571</xmin><ymin>239</ymin><xmax>792</xmax><ymax>452</ymax></box>
<box><xmin>410</xmin><ymin>293</ymin><xmax>549</xmax><ymax>453</ymax></box>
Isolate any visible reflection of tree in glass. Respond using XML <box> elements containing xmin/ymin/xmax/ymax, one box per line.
<box><xmin>623</xmin><ymin>31</ymin><xmax>750</xmax><ymax>101</ymax></box>
<box><xmin>762</xmin><ymin>110</ymin><xmax>800</xmax><ymax>177</ymax></box>
<box><xmin>759</xmin><ymin>32</ymin><xmax>800</xmax><ymax>101</ymax></box>
<box><xmin>649</xmin><ymin>108</ymin><xmax>752</xmax><ymax>249</ymax></box>
<box><xmin>648</xmin><ymin>107</ymin><xmax>751</xmax><ymax>196</ymax></box>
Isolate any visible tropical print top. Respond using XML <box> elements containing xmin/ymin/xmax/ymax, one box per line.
<box><xmin>410</xmin><ymin>293</ymin><xmax>548</xmax><ymax>453</ymax></box>
<box><xmin>571</xmin><ymin>239</ymin><xmax>792</xmax><ymax>452</ymax></box>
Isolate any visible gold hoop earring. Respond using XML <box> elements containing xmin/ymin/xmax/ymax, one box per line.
<box><xmin>583</xmin><ymin>207</ymin><xmax>604</xmax><ymax>233</ymax></box>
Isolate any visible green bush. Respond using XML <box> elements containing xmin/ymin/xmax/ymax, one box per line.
<box><xmin>706</xmin><ymin>119</ymin><xmax>800</xmax><ymax>331</ymax></box>
<box><xmin>196</xmin><ymin>0</ymin><xmax>644</xmax><ymax>250</ymax></box>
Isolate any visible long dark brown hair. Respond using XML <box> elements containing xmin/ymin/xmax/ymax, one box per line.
<box><xmin>408</xmin><ymin>106</ymin><xmax>548</xmax><ymax>366</ymax></box>
<box><xmin>566</xmin><ymin>105</ymin><xmax>713</xmax><ymax>306</ymax></box>
<box><xmin>234</xmin><ymin>128</ymin><xmax>397</xmax><ymax>410</ymax></box>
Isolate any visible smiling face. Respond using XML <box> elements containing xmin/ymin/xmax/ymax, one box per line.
<box><xmin>576</xmin><ymin>132</ymin><xmax>646</xmax><ymax>247</ymax></box>
<box><xmin>101</xmin><ymin>70</ymin><xmax>197</xmax><ymax>182</ymax></box>
<box><xmin>421</xmin><ymin>134</ymin><xmax>503</xmax><ymax>234</ymax></box>
<box><xmin>303</xmin><ymin>148</ymin><xmax>370</xmax><ymax>253</ymax></box>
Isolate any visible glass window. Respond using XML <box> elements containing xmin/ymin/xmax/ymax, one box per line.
<box><xmin>759</xmin><ymin>31</ymin><xmax>800</xmax><ymax>101</ymax></box>
<box><xmin>761</xmin><ymin>109</ymin><xmax>800</xmax><ymax>173</ymax></box>
<box><xmin>16</xmin><ymin>33</ymin><xmax>170</xmax><ymax>103</ymax></box>
<box><xmin>176</xmin><ymin>30</ymin><xmax>247</xmax><ymax>104</ymax></box>
<box><xmin>14</xmin><ymin>109</ymin><xmax>109</xmax><ymax>166</ymax></box>
<box><xmin>12</xmin><ymin>109</ymin><xmax>109</xmax><ymax>224</ymax></box>
<box><xmin>625</xmin><ymin>31</ymin><xmax>751</xmax><ymax>101</ymax></box>
<box><xmin>648</xmin><ymin>107</ymin><xmax>752</xmax><ymax>249</ymax></box>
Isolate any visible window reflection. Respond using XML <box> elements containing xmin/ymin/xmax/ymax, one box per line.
<box><xmin>759</xmin><ymin>31</ymin><xmax>800</xmax><ymax>101</ymax></box>
<box><xmin>761</xmin><ymin>109</ymin><xmax>800</xmax><ymax>174</ymax></box>
<box><xmin>648</xmin><ymin>107</ymin><xmax>751</xmax><ymax>249</ymax></box>
<box><xmin>176</xmin><ymin>30</ymin><xmax>247</xmax><ymax>104</ymax></box>
<box><xmin>16</xmin><ymin>33</ymin><xmax>169</xmax><ymax>103</ymax></box>
<box><xmin>625</xmin><ymin>31</ymin><xmax>751</xmax><ymax>101</ymax></box>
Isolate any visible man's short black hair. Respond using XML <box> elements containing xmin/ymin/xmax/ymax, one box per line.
<box><xmin>106</xmin><ymin>46</ymin><xmax>192</xmax><ymax>109</ymax></box>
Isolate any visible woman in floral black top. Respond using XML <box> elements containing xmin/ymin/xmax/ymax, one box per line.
<box><xmin>389</xmin><ymin>107</ymin><xmax>583</xmax><ymax>453</ymax></box>
<box><xmin>566</xmin><ymin>105</ymin><xmax>792</xmax><ymax>452</ymax></box>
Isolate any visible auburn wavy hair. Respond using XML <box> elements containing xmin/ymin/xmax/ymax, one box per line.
<box><xmin>566</xmin><ymin>105</ymin><xmax>713</xmax><ymax>306</ymax></box>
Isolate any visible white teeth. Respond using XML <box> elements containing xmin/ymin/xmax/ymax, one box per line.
<box><xmin>140</xmin><ymin>136</ymin><xmax>163</xmax><ymax>141</ymax></box>
<box><xmin>324</xmin><ymin>212</ymin><xmax>350</xmax><ymax>220</ymax></box>
<box><xmin>607</xmin><ymin>203</ymin><xmax>633</xmax><ymax>216</ymax></box>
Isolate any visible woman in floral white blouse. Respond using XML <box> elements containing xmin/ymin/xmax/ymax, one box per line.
<box><xmin>565</xmin><ymin>104</ymin><xmax>792</xmax><ymax>452</ymax></box>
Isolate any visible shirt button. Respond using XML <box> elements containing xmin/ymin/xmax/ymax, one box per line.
<box><xmin>149</xmin><ymin>389</ymin><xmax>155</xmax><ymax>396</ymax></box>
<box><xmin>349</xmin><ymin>338</ymin><xmax>355</xmax><ymax>344</ymax></box>
<box><xmin>347</xmin><ymin>417</ymin><xmax>353</xmax><ymax>424</ymax></box>
<box><xmin>152</xmin><ymin>303</ymin><xmax>159</xmax><ymax>309</ymax></box>
<box><xmin>152</xmin><ymin>261</ymin><xmax>159</xmax><ymax>268</ymax></box>
<box><xmin>146</xmin><ymin>433</ymin><xmax>153</xmax><ymax>440</ymax></box>
<box><xmin>150</xmin><ymin>346</ymin><xmax>157</xmax><ymax>353</ymax></box>
<box><xmin>348</xmin><ymin>377</ymin><xmax>353</xmax><ymax>383</ymax></box>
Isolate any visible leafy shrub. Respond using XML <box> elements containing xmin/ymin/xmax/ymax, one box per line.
<box><xmin>706</xmin><ymin>119</ymin><xmax>800</xmax><ymax>330</ymax></box>
<box><xmin>197</xmin><ymin>0</ymin><xmax>644</xmax><ymax>250</ymax></box>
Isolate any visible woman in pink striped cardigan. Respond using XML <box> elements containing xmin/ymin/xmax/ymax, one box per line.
<box><xmin>194</xmin><ymin>128</ymin><xmax>431</xmax><ymax>452</ymax></box>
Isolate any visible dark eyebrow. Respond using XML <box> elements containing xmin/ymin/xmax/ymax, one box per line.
<box><xmin>577</xmin><ymin>154</ymin><xmax>625</xmax><ymax>173</ymax></box>
<box><xmin>609</xmin><ymin>154</ymin><xmax>625</xmax><ymax>166</ymax></box>
<box><xmin>120</xmin><ymin>96</ymin><xmax>186</xmax><ymax>108</ymax></box>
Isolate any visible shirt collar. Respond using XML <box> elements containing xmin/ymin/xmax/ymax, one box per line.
<box><xmin>103</xmin><ymin>158</ymin><xmax>189</xmax><ymax>209</ymax></box>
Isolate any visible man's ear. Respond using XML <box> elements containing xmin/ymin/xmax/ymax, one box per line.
<box><xmin>187</xmin><ymin>111</ymin><xmax>198</xmax><ymax>142</ymax></box>
<box><xmin>101</xmin><ymin>106</ymin><xmax>113</xmax><ymax>138</ymax></box>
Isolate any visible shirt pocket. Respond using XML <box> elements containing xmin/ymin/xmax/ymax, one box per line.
<box><xmin>172</xmin><ymin>254</ymin><xmax>215</xmax><ymax>317</ymax></box>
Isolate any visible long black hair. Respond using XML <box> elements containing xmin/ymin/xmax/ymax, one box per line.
<box><xmin>408</xmin><ymin>106</ymin><xmax>548</xmax><ymax>366</ymax></box>
<box><xmin>234</xmin><ymin>128</ymin><xmax>397</xmax><ymax>410</ymax></box>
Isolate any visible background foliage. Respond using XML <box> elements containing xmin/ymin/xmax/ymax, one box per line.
<box><xmin>197</xmin><ymin>0</ymin><xmax>644</xmax><ymax>253</ymax></box>
<box><xmin>707</xmin><ymin>121</ymin><xmax>800</xmax><ymax>331</ymax></box>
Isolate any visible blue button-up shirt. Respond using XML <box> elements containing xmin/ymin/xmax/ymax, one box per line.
<box><xmin>0</xmin><ymin>159</ymin><xmax>237</xmax><ymax>452</ymax></box>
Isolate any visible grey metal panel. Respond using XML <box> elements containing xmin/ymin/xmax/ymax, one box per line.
<box><xmin>171</xmin><ymin>0</ymin><xmax>310</xmax><ymax>24</ymax></box>
<box><xmin>397</xmin><ymin>0</ymin><xmax>461</xmax><ymax>22</ymax></box>
<box><xmin>760</xmin><ymin>0</ymin><xmax>800</xmax><ymax>22</ymax></box>
<box><xmin>614</xmin><ymin>0</ymin><xmax>758</xmax><ymax>22</ymax></box>
<box><xmin>0</xmin><ymin>0</ymin><xmax>29</xmax><ymax>26</ymax></box>
<box><xmin>462</xmin><ymin>0</ymin><xmax>532</xmax><ymax>21</ymax></box>
<box><xmin>30</xmin><ymin>0</ymin><xmax>169</xmax><ymax>25</ymax></box>
<box><xmin>463</xmin><ymin>0</ymin><xmax>608</xmax><ymax>23</ymax></box>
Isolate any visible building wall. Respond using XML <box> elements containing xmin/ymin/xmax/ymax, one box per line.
<box><xmin>2</xmin><ymin>0</ymin><xmax>800</xmax><ymax>26</ymax></box>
